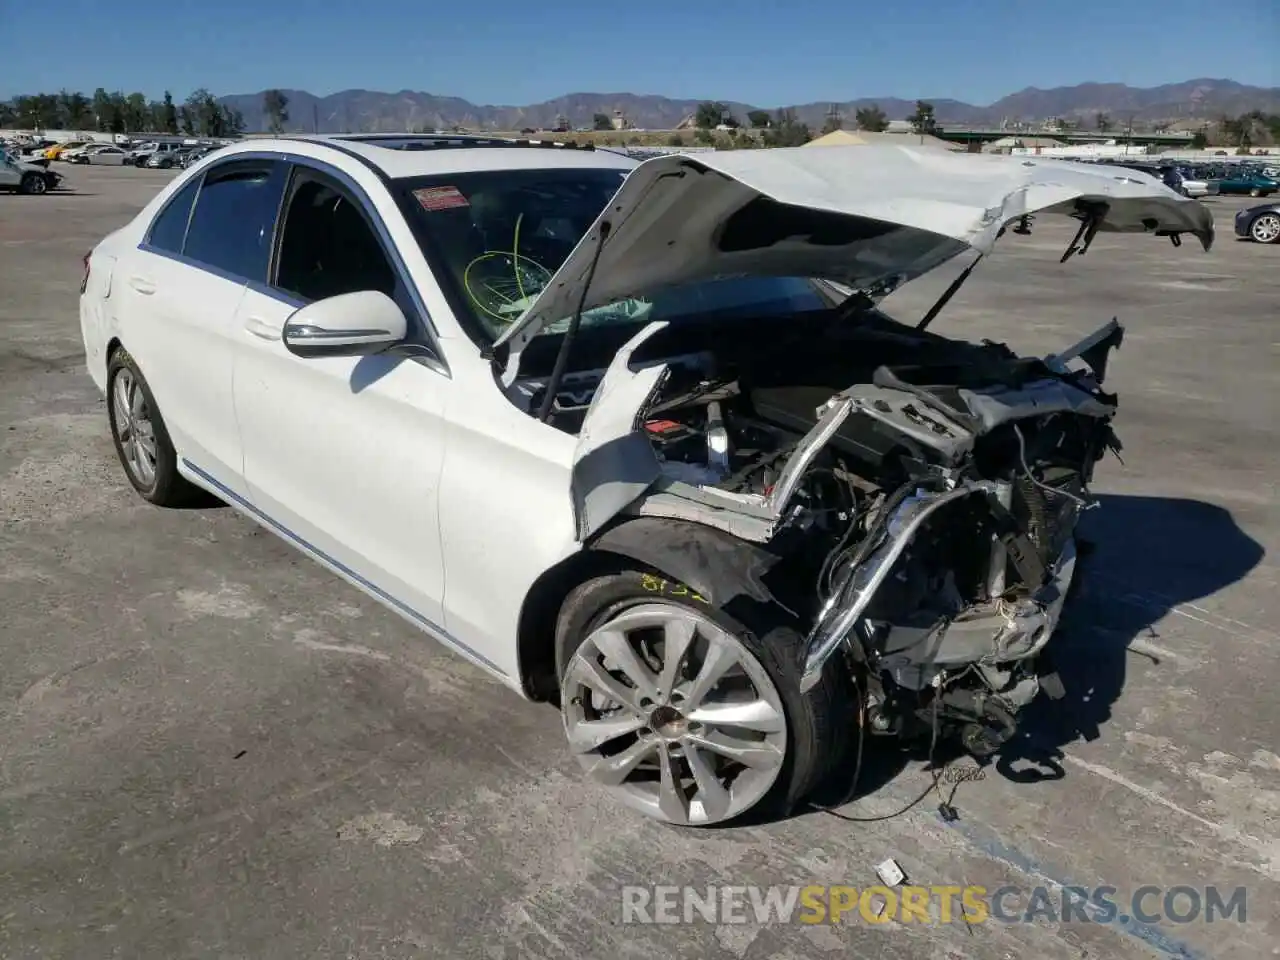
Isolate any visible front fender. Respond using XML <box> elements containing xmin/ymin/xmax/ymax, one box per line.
<box><xmin>587</xmin><ymin>516</ymin><xmax>790</xmax><ymax>620</ymax></box>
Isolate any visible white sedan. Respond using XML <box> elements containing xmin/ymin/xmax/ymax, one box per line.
<box><xmin>69</xmin><ymin>145</ymin><xmax>128</xmax><ymax>165</ymax></box>
<box><xmin>80</xmin><ymin>136</ymin><xmax>1213</xmax><ymax>825</ymax></box>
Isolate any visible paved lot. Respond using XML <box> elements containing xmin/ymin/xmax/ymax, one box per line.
<box><xmin>2</xmin><ymin>163</ymin><xmax>1278</xmax><ymax>960</ymax></box>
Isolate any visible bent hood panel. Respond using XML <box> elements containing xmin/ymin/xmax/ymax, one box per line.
<box><xmin>494</xmin><ymin>145</ymin><xmax>1214</xmax><ymax>355</ymax></box>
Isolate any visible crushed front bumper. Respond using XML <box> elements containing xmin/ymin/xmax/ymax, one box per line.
<box><xmin>800</xmin><ymin>480</ymin><xmax>1078</xmax><ymax>693</ymax></box>
<box><xmin>880</xmin><ymin>537</ymin><xmax>1076</xmax><ymax>693</ymax></box>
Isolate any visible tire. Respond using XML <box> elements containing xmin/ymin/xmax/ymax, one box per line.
<box><xmin>1249</xmin><ymin>188</ymin><xmax>1262</xmax><ymax>197</ymax></box>
<box><xmin>18</xmin><ymin>173</ymin><xmax>47</xmax><ymax>195</ymax></box>
<box><xmin>106</xmin><ymin>348</ymin><xmax>199</xmax><ymax>506</ymax></box>
<box><xmin>1249</xmin><ymin>213</ymin><xmax>1280</xmax><ymax>244</ymax></box>
<box><xmin>555</xmin><ymin>570</ymin><xmax>851</xmax><ymax>826</ymax></box>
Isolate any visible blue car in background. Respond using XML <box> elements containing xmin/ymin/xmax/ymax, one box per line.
<box><xmin>1235</xmin><ymin>202</ymin><xmax>1280</xmax><ymax>243</ymax></box>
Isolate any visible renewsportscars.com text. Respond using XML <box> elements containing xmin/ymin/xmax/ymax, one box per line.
<box><xmin>621</xmin><ymin>884</ymin><xmax>1248</xmax><ymax>926</ymax></box>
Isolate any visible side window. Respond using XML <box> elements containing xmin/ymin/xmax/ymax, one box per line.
<box><xmin>145</xmin><ymin>178</ymin><xmax>199</xmax><ymax>254</ymax></box>
<box><xmin>273</xmin><ymin>169</ymin><xmax>397</xmax><ymax>304</ymax></box>
<box><xmin>182</xmin><ymin>160</ymin><xmax>283</xmax><ymax>282</ymax></box>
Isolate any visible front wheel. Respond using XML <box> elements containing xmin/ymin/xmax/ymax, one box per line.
<box><xmin>556</xmin><ymin>572</ymin><xmax>849</xmax><ymax>826</ymax></box>
<box><xmin>1250</xmin><ymin>188</ymin><xmax>1263</xmax><ymax>197</ymax></box>
<box><xmin>18</xmin><ymin>173</ymin><xmax>47</xmax><ymax>195</ymax></box>
<box><xmin>1249</xmin><ymin>213</ymin><xmax>1280</xmax><ymax>244</ymax></box>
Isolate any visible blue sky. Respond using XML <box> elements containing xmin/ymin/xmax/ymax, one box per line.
<box><xmin>3</xmin><ymin>0</ymin><xmax>1276</xmax><ymax>104</ymax></box>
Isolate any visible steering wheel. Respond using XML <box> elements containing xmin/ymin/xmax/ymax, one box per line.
<box><xmin>462</xmin><ymin>251</ymin><xmax>554</xmax><ymax>325</ymax></box>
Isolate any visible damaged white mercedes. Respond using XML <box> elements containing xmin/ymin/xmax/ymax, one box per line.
<box><xmin>81</xmin><ymin>136</ymin><xmax>1214</xmax><ymax>826</ymax></box>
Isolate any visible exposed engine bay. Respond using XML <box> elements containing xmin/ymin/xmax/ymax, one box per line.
<box><xmin>527</xmin><ymin>308</ymin><xmax>1127</xmax><ymax>758</ymax></box>
<box><xmin>471</xmin><ymin>145</ymin><xmax>1216</xmax><ymax>825</ymax></box>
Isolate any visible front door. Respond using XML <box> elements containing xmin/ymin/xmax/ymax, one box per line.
<box><xmin>231</xmin><ymin>162</ymin><xmax>452</xmax><ymax>632</ymax></box>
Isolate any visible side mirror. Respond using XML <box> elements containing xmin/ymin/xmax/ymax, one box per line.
<box><xmin>282</xmin><ymin>290</ymin><xmax>409</xmax><ymax>359</ymax></box>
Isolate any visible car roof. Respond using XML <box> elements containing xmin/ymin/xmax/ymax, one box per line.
<box><xmin>211</xmin><ymin>134</ymin><xmax>638</xmax><ymax>180</ymax></box>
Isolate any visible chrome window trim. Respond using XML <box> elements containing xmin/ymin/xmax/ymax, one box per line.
<box><xmin>137</xmin><ymin>149</ymin><xmax>450</xmax><ymax>377</ymax></box>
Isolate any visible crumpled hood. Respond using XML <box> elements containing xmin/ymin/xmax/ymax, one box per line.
<box><xmin>493</xmin><ymin>144</ymin><xmax>1214</xmax><ymax>356</ymax></box>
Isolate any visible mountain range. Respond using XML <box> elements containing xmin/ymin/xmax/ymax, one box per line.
<box><xmin>217</xmin><ymin>79</ymin><xmax>1279</xmax><ymax>135</ymax></box>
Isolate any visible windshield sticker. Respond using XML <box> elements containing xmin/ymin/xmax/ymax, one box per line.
<box><xmin>414</xmin><ymin>186</ymin><xmax>470</xmax><ymax>211</ymax></box>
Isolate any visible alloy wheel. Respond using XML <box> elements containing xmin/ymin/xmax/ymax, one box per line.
<box><xmin>1250</xmin><ymin>213</ymin><xmax>1280</xmax><ymax>243</ymax></box>
<box><xmin>561</xmin><ymin>603</ymin><xmax>787</xmax><ymax>825</ymax></box>
<box><xmin>111</xmin><ymin>369</ymin><xmax>158</xmax><ymax>487</ymax></box>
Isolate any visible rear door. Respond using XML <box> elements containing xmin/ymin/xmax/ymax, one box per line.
<box><xmin>0</xmin><ymin>154</ymin><xmax>19</xmax><ymax>188</ymax></box>
<box><xmin>116</xmin><ymin>159</ymin><xmax>287</xmax><ymax>500</ymax></box>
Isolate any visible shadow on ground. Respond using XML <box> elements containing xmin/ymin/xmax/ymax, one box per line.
<box><xmin>795</xmin><ymin>493</ymin><xmax>1264</xmax><ymax>818</ymax></box>
<box><xmin>996</xmin><ymin>493</ymin><xmax>1264</xmax><ymax>782</ymax></box>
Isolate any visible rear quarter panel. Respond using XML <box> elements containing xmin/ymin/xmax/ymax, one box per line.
<box><xmin>78</xmin><ymin>172</ymin><xmax>190</xmax><ymax>392</ymax></box>
<box><xmin>79</xmin><ymin>247</ymin><xmax>119</xmax><ymax>395</ymax></box>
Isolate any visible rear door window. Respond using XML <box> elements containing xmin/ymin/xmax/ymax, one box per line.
<box><xmin>182</xmin><ymin>159</ymin><xmax>285</xmax><ymax>283</ymax></box>
<box><xmin>145</xmin><ymin>178</ymin><xmax>200</xmax><ymax>254</ymax></box>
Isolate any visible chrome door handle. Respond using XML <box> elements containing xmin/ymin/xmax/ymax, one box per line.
<box><xmin>128</xmin><ymin>276</ymin><xmax>155</xmax><ymax>295</ymax></box>
<box><xmin>243</xmin><ymin>316</ymin><xmax>281</xmax><ymax>340</ymax></box>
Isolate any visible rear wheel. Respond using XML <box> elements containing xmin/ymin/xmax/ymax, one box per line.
<box><xmin>18</xmin><ymin>173</ymin><xmax>46</xmax><ymax>195</ymax></box>
<box><xmin>1250</xmin><ymin>213</ymin><xmax>1280</xmax><ymax>244</ymax></box>
<box><xmin>106</xmin><ymin>349</ymin><xmax>199</xmax><ymax>506</ymax></box>
<box><xmin>556</xmin><ymin>571</ymin><xmax>849</xmax><ymax>826</ymax></box>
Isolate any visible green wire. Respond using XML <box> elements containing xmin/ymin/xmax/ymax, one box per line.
<box><xmin>513</xmin><ymin>212</ymin><xmax>526</xmax><ymax>301</ymax></box>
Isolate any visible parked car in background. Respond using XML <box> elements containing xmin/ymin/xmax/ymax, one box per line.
<box><xmin>145</xmin><ymin>150</ymin><xmax>185</xmax><ymax>169</ymax></box>
<box><xmin>1234</xmin><ymin>201</ymin><xmax>1280</xmax><ymax>244</ymax></box>
<box><xmin>1179</xmin><ymin>167</ymin><xmax>1220</xmax><ymax>198</ymax></box>
<box><xmin>18</xmin><ymin>140</ymin><xmax>56</xmax><ymax>160</ymax></box>
<box><xmin>45</xmin><ymin>140</ymin><xmax>91</xmax><ymax>160</ymax></box>
<box><xmin>13</xmin><ymin>143</ymin><xmax>53</xmax><ymax>168</ymax></box>
<box><xmin>61</xmin><ymin>143</ymin><xmax>105</xmax><ymax>162</ymax></box>
<box><xmin>127</xmin><ymin>142</ymin><xmax>185</xmax><ymax>167</ymax></box>
<box><xmin>1102</xmin><ymin>161</ymin><xmax>1187</xmax><ymax>196</ymax></box>
<box><xmin>1211</xmin><ymin>169</ymin><xmax>1277</xmax><ymax>197</ymax></box>
<box><xmin>71</xmin><ymin>145</ymin><xmax>129</xmax><ymax>166</ymax></box>
<box><xmin>1157</xmin><ymin>165</ymin><xmax>1187</xmax><ymax>196</ymax></box>
<box><xmin>0</xmin><ymin>149</ymin><xmax>62</xmax><ymax>193</ymax></box>
<box><xmin>180</xmin><ymin>145</ymin><xmax>221</xmax><ymax>168</ymax></box>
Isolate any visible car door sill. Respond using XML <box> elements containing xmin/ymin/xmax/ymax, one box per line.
<box><xmin>178</xmin><ymin>457</ymin><xmax>507</xmax><ymax>681</ymax></box>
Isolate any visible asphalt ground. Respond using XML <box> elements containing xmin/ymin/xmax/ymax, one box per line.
<box><xmin>1</xmin><ymin>163</ymin><xmax>1277</xmax><ymax>960</ymax></box>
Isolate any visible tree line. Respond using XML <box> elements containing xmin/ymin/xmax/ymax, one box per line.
<box><xmin>8</xmin><ymin>86</ymin><xmax>1275</xmax><ymax>151</ymax></box>
<box><xmin>690</xmin><ymin>100</ymin><xmax>1278</xmax><ymax>151</ymax></box>
<box><xmin>688</xmin><ymin>99</ymin><xmax>937</xmax><ymax>146</ymax></box>
<box><xmin>1059</xmin><ymin>110</ymin><xmax>1279</xmax><ymax>149</ymax></box>
<box><xmin>0</xmin><ymin>89</ymin><xmax>246</xmax><ymax>138</ymax></box>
